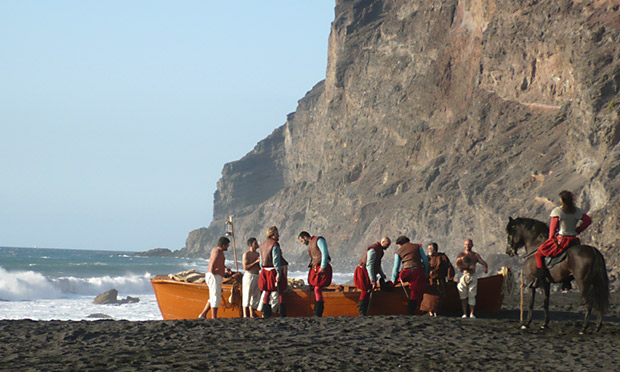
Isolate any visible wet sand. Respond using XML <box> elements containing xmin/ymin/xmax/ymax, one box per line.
<box><xmin>1</xmin><ymin>292</ymin><xmax>619</xmax><ymax>371</ymax></box>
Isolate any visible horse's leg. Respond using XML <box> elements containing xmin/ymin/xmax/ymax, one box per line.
<box><xmin>580</xmin><ymin>303</ymin><xmax>592</xmax><ymax>334</ymax></box>
<box><xmin>596</xmin><ymin>308</ymin><xmax>604</xmax><ymax>332</ymax></box>
<box><xmin>541</xmin><ymin>283</ymin><xmax>551</xmax><ymax>329</ymax></box>
<box><xmin>572</xmin><ymin>257</ymin><xmax>592</xmax><ymax>334</ymax></box>
<box><xmin>522</xmin><ymin>286</ymin><xmax>536</xmax><ymax>329</ymax></box>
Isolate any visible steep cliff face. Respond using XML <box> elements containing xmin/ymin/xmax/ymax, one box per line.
<box><xmin>187</xmin><ymin>0</ymin><xmax>620</xmax><ymax>283</ymax></box>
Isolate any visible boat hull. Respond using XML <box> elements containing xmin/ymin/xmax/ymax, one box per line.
<box><xmin>151</xmin><ymin>272</ymin><xmax>507</xmax><ymax>320</ymax></box>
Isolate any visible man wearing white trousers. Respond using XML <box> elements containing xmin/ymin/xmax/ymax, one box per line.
<box><xmin>455</xmin><ymin>239</ymin><xmax>488</xmax><ymax>319</ymax></box>
<box><xmin>242</xmin><ymin>237</ymin><xmax>261</xmax><ymax>318</ymax></box>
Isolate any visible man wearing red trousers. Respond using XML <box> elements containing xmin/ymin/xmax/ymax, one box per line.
<box><xmin>354</xmin><ymin>237</ymin><xmax>391</xmax><ymax>316</ymax></box>
<box><xmin>298</xmin><ymin>231</ymin><xmax>332</xmax><ymax>317</ymax></box>
<box><xmin>391</xmin><ymin>235</ymin><xmax>427</xmax><ymax>315</ymax></box>
<box><xmin>258</xmin><ymin>226</ymin><xmax>289</xmax><ymax>318</ymax></box>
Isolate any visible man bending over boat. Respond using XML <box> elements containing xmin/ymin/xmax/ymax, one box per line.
<box><xmin>299</xmin><ymin>231</ymin><xmax>332</xmax><ymax>317</ymax></box>
<box><xmin>353</xmin><ymin>237</ymin><xmax>391</xmax><ymax>316</ymax></box>
<box><xmin>455</xmin><ymin>239</ymin><xmax>488</xmax><ymax>319</ymax></box>
<box><xmin>242</xmin><ymin>237</ymin><xmax>261</xmax><ymax>318</ymax></box>
<box><xmin>258</xmin><ymin>226</ymin><xmax>289</xmax><ymax>318</ymax></box>
<box><xmin>391</xmin><ymin>236</ymin><xmax>428</xmax><ymax>315</ymax></box>
<box><xmin>198</xmin><ymin>237</ymin><xmax>232</xmax><ymax>319</ymax></box>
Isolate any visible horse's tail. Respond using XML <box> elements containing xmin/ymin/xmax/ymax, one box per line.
<box><xmin>582</xmin><ymin>246</ymin><xmax>609</xmax><ymax>314</ymax></box>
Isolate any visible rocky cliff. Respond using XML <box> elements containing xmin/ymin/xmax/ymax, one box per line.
<box><xmin>185</xmin><ymin>0</ymin><xmax>620</xmax><ymax>284</ymax></box>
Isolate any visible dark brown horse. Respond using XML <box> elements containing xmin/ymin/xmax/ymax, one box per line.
<box><xmin>505</xmin><ymin>217</ymin><xmax>609</xmax><ymax>333</ymax></box>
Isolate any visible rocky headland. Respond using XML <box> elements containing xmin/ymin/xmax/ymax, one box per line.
<box><xmin>179</xmin><ymin>1</ymin><xmax>619</xmax><ymax>287</ymax></box>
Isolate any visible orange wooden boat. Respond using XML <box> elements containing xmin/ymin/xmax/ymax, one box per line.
<box><xmin>151</xmin><ymin>269</ymin><xmax>510</xmax><ymax>319</ymax></box>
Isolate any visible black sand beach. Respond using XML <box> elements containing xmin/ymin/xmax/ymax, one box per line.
<box><xmin>1</xmin><ymin>292</ymin><xmax>619</xmax><ymax>371</ymax></box>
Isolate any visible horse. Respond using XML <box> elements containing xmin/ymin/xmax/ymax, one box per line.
<box><xmin>505</xmin><ymin>216</ymin><xmax>609</xmax><ymax>333</ymax></box>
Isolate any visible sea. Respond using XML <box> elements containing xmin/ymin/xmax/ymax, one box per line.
<box><xmin>0</xmin><ymin>246</ymin><xmax>351</xmax><ymax>321</ymax></box>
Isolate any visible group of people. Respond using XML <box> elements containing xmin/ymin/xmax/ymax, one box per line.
<box><xmin>198</xmin><ymin>227</ymin><xmax>332</xmax><ymax>319</ymax></box>
<box><xmin>197</xmin><ymin>225</ymin><xmax>489</xmax><ymax>319</ymax></box>
<box><xmin>354</xmin><ymin>235</ymin><xmax>488</xmax><ymax>318</ymax></box>
<box><xmin>197</xmin><ymin>190</ymin><xmax>592</xmax><ymax>320</ymax></box>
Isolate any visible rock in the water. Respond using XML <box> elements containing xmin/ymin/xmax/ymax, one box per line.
<box><xmin>93</xmin><ymin>290</ymin><xmax>139</xmax><ymax>305</ymax></box>
<box><xmin>118</xmin><ymin>296</ymin><xmax>140</xmax><ymax>304</ymax></box>
<box><xmin>132</xmin><ymin>248</ymin><xmax>174</xmax><ymax>257</ymax></box>
<box><xmin>86</xmin><ymin>313</ymin><xmax>113</xmax><ymax>319</ymax></box>
<box><xmin>93</xmin><ymin>289</ymin><xmax>118</xmax><ymax>304</ymax></box>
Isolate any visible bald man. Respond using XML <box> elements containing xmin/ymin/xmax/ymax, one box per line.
<box><xmin>455</xmin><ymin>239</ymin><xmax>488</xmax><ymax>319</ymax></box>
<box><xmin>353</xmin><ymin>237</ymin><xmax>391</xmax><ymax>316</ymax></box>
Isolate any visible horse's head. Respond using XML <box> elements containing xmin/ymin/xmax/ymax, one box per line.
<box><xmin>505</xmin><ymin>216</ymin><xmax>525</xmax><ymax>257</ymax></box>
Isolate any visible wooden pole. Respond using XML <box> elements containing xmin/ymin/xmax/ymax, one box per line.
<box><xmin>520</xmin><ymin>268</ymin><xmax>524</xmax><ymax>323</ymax></box>
<box><xmin>367</xmin><ymin>284</ymin><xmax>377</xmax><ymax>315</ymax></box>
<box><xmin>227</xmin><ymin>215</ymin><xmax>239</xmax><ymax>272</ymax></box>
<box><xmin>398</xmin><ymin>278</ymin><xmax>409</xmax><ymax>298</ymax></box>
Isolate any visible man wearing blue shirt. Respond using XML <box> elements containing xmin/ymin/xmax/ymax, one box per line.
<box><xmin>354</xmin><ymin>237</ymin><xmax>391</xmax><ymax>316</ymax></box>
<box><xmin>258</xmin><ymin>226</ymin><xmax>289</xmax><ymax>318</ymax></box>
<box><xmin>299</xmin><ymin>231</ymin><xmax>332</xmax><ymax>317</ymax></box>
<box><xmin>391</xmin><ymin>236</ymin><xmax>428</xmax><ymax>315</ymax></box>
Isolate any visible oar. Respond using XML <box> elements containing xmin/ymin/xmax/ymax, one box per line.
<box><xmin>398</xmin><ymin>277</ymin><xmax>409</xmax><ymax>298</ymax></box>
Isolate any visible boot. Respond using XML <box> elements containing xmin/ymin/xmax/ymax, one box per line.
<box><xmin>533</xmin><ymin>267</ymin><xmax>550</xmax><ymax>288</ymax></box>
<box><xmin>314</xmin><ymin>301</ymin><xmax>324</xmax><ymax>317</ymax></box>
<box><xmin>262</xmin><ymin>304</ymin><xmax>272</xmax><ymax>318</ymax></box>
<box><xmin>279</xmin><ymin>303</ymin><xmax>287</xmax><ymax>318</ymax></box>
<box><xmin>407</xmin><ymin>300</ymin><xmax>417</xmax><ymax>315</ymax></box>
<box><xmin>357</xmin><ymin>299</ymin><xmax>369</xmax><ymax>316</ymax></box>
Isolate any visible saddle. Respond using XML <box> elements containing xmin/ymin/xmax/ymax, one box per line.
<box><xmin>544</xmin><ymin>249</ymin><xmax>569</xmax><ymax>269</ymax></box>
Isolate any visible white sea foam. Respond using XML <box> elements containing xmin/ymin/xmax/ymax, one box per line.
<box><xmin>52</xmin><ymin>273</ymin><xmax>154</xmax><ymax>296</ymax></box>
<box><xmin>0</xmin><ymin>294</ymin><xmax>162</xmax><ymax>321</ymax></box>
<box><xmin>0</xmin><ymin>267</ymin><xmax>63</xmax><ymax>301</ymax></box>
<box><xmin>287</xmin><ymin>270</ymin><xmax>352</xmax><ymax>285</ymax></box>
<box><xmin>0</xmin><ymin>267</ymin><xmax>154</xmax><ymax>301</ymax></box>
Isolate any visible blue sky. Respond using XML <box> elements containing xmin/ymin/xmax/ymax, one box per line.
<box><xmin>0</xmin><ymin>2</ymin><xmax>334</xmax><ymax>251</ymax></box>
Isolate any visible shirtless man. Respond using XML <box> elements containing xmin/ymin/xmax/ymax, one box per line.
<box><xmin>242</xmin><ymin>237</ymin><xmax>261</xmax><ymax>318</ymax></box>
<box><xmin>455</xmin><ymin>239</ymin><xmax>488</xmax><ymax>319</ymax></box>
<box><xmin>198</xmin><ymin>237</ymin><xmax>232</xmax><ymax>319</ymax></box>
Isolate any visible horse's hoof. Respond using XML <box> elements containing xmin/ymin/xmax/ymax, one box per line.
<box><xmin>520</xmin><ymin>325</ymin><xmax>528</xmax><ymax>330</ymax></box>
<box><xmin>579</xmin><ymin>330</ymin><xmax>585</xmax><ymax>335</ymax></box>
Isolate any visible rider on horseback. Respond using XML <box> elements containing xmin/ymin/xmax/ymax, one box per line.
<box><xmin>534</xmin><ymin>190</ymin><xmax>592</xmax><ymax>287</ymax></box>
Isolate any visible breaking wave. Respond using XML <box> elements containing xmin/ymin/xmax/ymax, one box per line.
<box><xmin>0</xmin><ymin>266</ymin><xmax>153</xmax><ymax>301</ymax></box>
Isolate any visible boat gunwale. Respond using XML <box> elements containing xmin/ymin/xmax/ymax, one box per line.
<box><xmin>151</xmin><ymin>272</ymin><xmax>507</xmax><ymax>293</ymax></box>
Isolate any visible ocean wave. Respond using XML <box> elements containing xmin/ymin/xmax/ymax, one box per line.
<box><xmin>184</xmin><ymin>259</ymin><xmax>209</xmax><ymax>272</ymax></box>
<box><xmin>0</xmin><ymin>267</ymin><xmax>154</xmax><ymax>301</ymax></box>
<box><xmin>53</xmin><ymin>273</ymin><xmax>154</xmax><ymax>295</ymax></box>
<box><xmin>0</xmin><ymin>267</ymin><xmax>62</xmax><ymax>301</ymax></box>
<box><xmin>287</xmin><ymin>270</ymin><xmax>353</xmax><ymax>285</ymax></box>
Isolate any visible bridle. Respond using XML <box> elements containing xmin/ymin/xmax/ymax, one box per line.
<box><xmin>506</xmin><ymin>225</ymin><xmax>524</xmax><ymax>257</ymax></box>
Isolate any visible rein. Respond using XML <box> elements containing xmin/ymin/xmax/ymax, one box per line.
<box><xmin>521</xmin><ymin>250</ymin><xmax>537</xmax><ymax>260</ymax></box>
<box><xmin>509</xmin><ymin>243</ymin><xmax>536</xmax><ymax>260</ymax></box>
